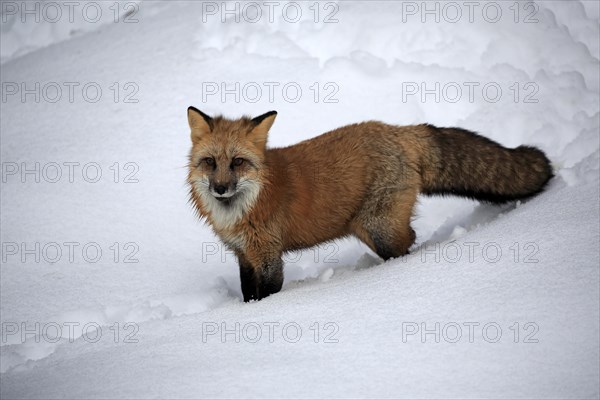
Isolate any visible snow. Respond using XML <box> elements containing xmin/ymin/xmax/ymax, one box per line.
<box><xmin>1</xmin><ymin>0</ymin><xmax>599</xmax><ymax>398</ymax></box>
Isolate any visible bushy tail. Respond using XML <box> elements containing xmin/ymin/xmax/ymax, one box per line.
<box><xmin>420</xmin><ymin>125</ymin><xmax>553</xmax><ymax>203</ymax></box>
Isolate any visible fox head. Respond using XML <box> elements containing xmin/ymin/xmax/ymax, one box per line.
<box><xmin>187</xmin><ymin>107</ymin><xmax>277</xmax><ymax>228</ymax></box>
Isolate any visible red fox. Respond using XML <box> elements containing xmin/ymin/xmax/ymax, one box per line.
<box><xmin>187</xmin><ymin>107</ymin><xmax>553</xmax><ymax>301</ymax></box>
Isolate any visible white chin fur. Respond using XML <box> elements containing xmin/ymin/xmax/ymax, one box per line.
<box><xmin>193</xmin><ymin>177</ymin><xmax>261</xmax><ymax>229</ymax></box>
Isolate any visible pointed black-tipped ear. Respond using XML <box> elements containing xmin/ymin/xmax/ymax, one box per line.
<box><xmin>251</xmin><ymin>111</ymin><xmax>277</xmax><ymax>126</ymax></box>
<box><xmin>188</xmin><ymin>106</ymin><xmax>213</xmax><ymax>142</ymax></box>
<box><xmin>248</xmin><ymin>111</ymin><xmax>277</xmax><ymax>149</ymax></box>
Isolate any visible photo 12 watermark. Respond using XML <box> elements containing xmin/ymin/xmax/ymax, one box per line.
<box><xmin>1</xmin><ymin>161</ymin><xmax>140</xmax><ymax>184</ymax></box>
<box><xmin>1</xmin><ymin>82</ymin><xmax>140</xmax><ymax>104</ymax></box>
<box><xmin>401</xmin><ymin>81</ymin><xmax>539</xmax><ymax>104</ymax></box>
<box><xmin>1</xmin><ymin>1</ymin><xmax>140</xmax><ymax>24</ymax></box>
<box><xmin>2</xmin><ymin>241</ymin><xmax>140</xmax><ymax>264</ymax></box>
<box><xmin>408</xmin><ymin>240</ymin><xmax>541</xmax><ymax>264</ymax></box>
<box><xmin>200</xmin><ymin>2</ymin><xmax>339</xmax><ymax>24</ymax></box>
<box><xmin>200</xmin><ymin>241</ymin><xmax>340</xmax><ymax>265</ymax></box>
<box><xmin>401</xmin><ymin>321</ymin><xmax>540</xmax><ymax>343</ymax></box>
<box><xmin>398</xmin><ymin>2</ymin><xmax>539</xmax><ymax>24</ymax></box>
<box><xmin>201</xmin><ymin>81</ymin><xmax>340</xmax><ymax>104</ymax></box>
<box><xmin>201</xmin><ymin>321</ymin><xmax>340</xmax><ymax>344</ymax></box>
<box><xmin>1</xmin><ymin>321</ymin><xmax>139</xmax><ymax>344</ymax></box>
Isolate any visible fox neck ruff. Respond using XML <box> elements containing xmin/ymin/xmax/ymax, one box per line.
<box><xmin>193</xmin><ymin>177</ymin><xmax>262</xmax><ymax>230</ymax></box>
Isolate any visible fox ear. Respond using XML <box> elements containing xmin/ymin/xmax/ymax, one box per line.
<box><xmin>249</xmin><ymin>111</ymin><xmax>277</xmax><ymax>149</ymax></box>
<box><xmin>188</xmin><ymin>106</ymin><xmax>213</xmax><ymax>142</ymax></box>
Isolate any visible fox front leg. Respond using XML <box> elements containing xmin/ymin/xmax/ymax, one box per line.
<box><xmin>258</xmin><ymin>257</ymin><xmax>284</xmax><ymax>300</ymax></box>
<box><xmin>238</xmin><ymin>256</ymin><xmax>259</xmax><ymax>302</ymax></box>
<box><xmin>237</xmin><ymin>252</ymin><xmax>283</xmax><ymax>302</ymax></box>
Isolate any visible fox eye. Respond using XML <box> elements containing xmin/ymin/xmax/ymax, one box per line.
<box><xmin>233</xmin><ymin>158</ymin><xmax>244</xmax><ymax>167</ymax></box>
<box><xmin>204</xmin><ymin>157</ymin><xmax>215</xmax><ymax>166</ymax></box>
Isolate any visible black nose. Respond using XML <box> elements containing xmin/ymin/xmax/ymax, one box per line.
<box><xmin>214</xmin><ymin>185</ymin><xmax>227</xmax><ymax>195</ymax></box>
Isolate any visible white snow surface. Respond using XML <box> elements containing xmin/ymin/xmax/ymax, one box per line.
<box><xmin>0</xmin><ymin>0</ymin><xmax>599</xmax><ymax>398</ymax></box>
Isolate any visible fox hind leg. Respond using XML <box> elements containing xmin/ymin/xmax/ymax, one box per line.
<box><xmin>351</xmin><ymin>189</ymin><xmax>418</xmax><ymax>261</ymax></box>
